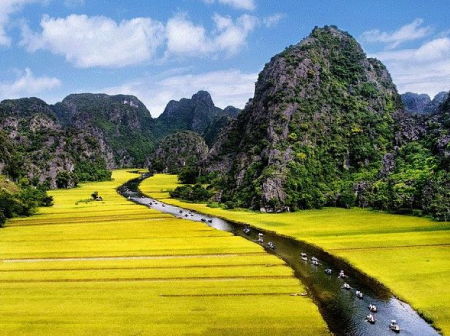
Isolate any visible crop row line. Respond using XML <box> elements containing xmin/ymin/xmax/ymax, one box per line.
<box><xmin>0</xmin><ymin>264</ymin><xmax>283</xmax><ymax>272</ymax></box>
<box><xmin>1</xmin><ymin>252</ymin><xmax>267</xmax><ymax>263</ymax></box>
<box><xmin>0</xmin><ymin>275</ymin><xmax>294</xmax><ymax>283</ymax></box>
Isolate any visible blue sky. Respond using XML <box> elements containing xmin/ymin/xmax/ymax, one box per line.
<box><xmin>0</xmin><ymin>0</ymin><xmax>449</xmax><ymax>117</ymax></box>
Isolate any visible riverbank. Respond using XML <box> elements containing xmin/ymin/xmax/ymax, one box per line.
<box><xmin>140</xmin><ymin>174</ymin><xmax>450</xmax><ymax>335</ymax></box>
<box><xmin>0</xmin><ymin>170</ymin><xmax>328</xmax><ymax>335</ymax></box>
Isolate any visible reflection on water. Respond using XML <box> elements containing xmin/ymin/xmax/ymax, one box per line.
<box><xmin>119</xmin><ymin>177</ymin><xmax>439</xmax><ymax>336</ymax></box>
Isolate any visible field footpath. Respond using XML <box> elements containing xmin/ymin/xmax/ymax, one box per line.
<box><xmin>0</xmin><ymin>170</ymin><xmax>328</xmax><ymax>336</ymax></box>
<box><xmin>140</xmin><ymin>174</ymin><xmax>450</xmax><ymax>335</ymax></box>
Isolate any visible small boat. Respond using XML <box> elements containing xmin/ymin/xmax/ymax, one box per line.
<box><xmin>243</xmin><ymin>227</ymin><xmax>251</xmax><ymax>235</ymax></box>
<box><xmin>311</xmin><ymin>259</ymin><xmax>319</xmax><ymax>266</ymax></box>
<box><xmin>366</xmin><ymin>314</ymin><xmax>376</xmax><ymax>324</ymax></box>
<box><xmin>179</xmin><ymin>210</ymin><xmax>183</xmax><ymax>214</ymax></box>
<box><xmin>301</xmin><ymin>252</ymin><xmax>308</xmax><ymax>261</ymax></box>
<box><xmin>368</xmin><ymin>304</ymin><xmax>377</xmax><ymax>313</ymax></box>
<box><xmin>356</xmin><ymin>290</ymin><xmax>363</xmax><ymax>299</ymax></box>
<box><xmin>207</xmin><ymin>219</ymin><xmax>212</xmax><ymax>223</ymax></box>
<box><xmin>324</xmin><ymin>268</ymin><xmax>332</xmax><ymax>275</ymax></box>
<box><xmin>389</xmin><ymin>320</ymin><xmax>400</xmax><ymax>333</ymax></box>
<box><xmin>267</xmin><ymin>241</ymin><xmax>276</xmax><ymax>250</ymax></box>
<box><xmin>342</xmin><ymin>283</ymin><xmax>351</xmax><ymax>290</ymax></box>
<box><xmin>201</xmin><ymin>218</ymin><xmax>206</xmax><ymax>222</ymax></box>
<box><xmin>257</xmin><ymin>233</ymin><xmax>264</xmax><ymax>243</ymax></box>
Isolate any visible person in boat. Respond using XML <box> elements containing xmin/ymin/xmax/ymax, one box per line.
<box><xmin>366</xmin><ymin>314</ymin><xmax>376</xmax><ymax>324</ymax></box>
<box><xmin>325</xmin><ymin>268</ymin><xmax>332</xmax><ymax>275</ymax></box>
<box><xmin>257</xmin><ymin>233</ymin><xmax>264</xmax><ymax>243</ymax></box>
<box><xmin>267</xmin><ymin>241</ymin><xmax>275</xmax><ymax>249</ymax></box>
<box><xmin>356</xmin><ymin>290</ymin><xmax>363</xmax><ymax>299</ymax></box>
<box><xmin>301</xmin><ymin>252</ymin><xmax>307</xmax><ymax>260</ymax></box>
<box><xmin>342</xmin><ymin>283</ymin><xmax>351</xmax><ymax>289</ymax></box>
<box><xmin>339</xmin><ymin>270</ymin><xmax>347</xmax><ymax>278</ymax></box>
<box><xmin>368</xmin><ymin>304</ymin><xmax>377</xmax><ymax>312</ymax></box>
<box><xmin>390</xmin><ymin>320</ymin><xmax>400</xmax><ymax>332</ymax></box>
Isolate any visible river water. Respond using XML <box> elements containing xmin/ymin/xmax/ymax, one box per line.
<box><xmin>119</xmin><ymin>177</ymin><xmax>439</xmax><ymax>336</ymax></box>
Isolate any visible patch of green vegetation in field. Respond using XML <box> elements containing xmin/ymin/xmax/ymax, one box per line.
<box><xmin>0</xmin><ymin>170</ymin><xmax>328</xmax><ymax>335</ymax></box>
<box><xmin>141</xmin><ymin>174</ymin><xmax>450</xmax><ymax>334</ymax></box>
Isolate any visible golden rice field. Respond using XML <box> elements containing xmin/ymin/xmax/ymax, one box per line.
<box><xmin>140</xmin><ymin>174</ymin><xmax>450</xmax><ymax>335</ymax></box>
<box><xmin>0</xmin><ymin>170</ymin><xmax>328</xmax><ymax>336</ymax></box>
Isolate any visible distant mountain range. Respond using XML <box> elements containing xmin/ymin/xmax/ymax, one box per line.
<box><xmin>401</xmin><ymin>91</ymin><xmax>448</xmax><ymax>114</ymax></box>
<box><xmin>0</xmin><ymin>91</ymin><xmax>238</xmax><ymax>188</ymax></box>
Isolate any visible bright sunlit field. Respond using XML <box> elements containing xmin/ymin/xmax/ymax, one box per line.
<box><xmin>0</xmin><ymin>170</ymin><xmax>328</xmax><ymax>336</ymax></box>
<box><xmin>140</xmin><ymin>174</ymin><xmax>450</xmax><ymax>334</ymax></box>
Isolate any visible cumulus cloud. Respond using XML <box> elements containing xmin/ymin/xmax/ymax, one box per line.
<box><xmin>166</xmin><ymin>13</ymin><xmax>258</xmax><ymax>58</ymax></box>
<box><xmin>0</xmin><ymin>68</ymin><xmax>61</xmax><ymax>99</ymax></box>
<box><xmin>21</xmin><ymin>14</ymin><xmax>165</xmax><ymax>68</ymax></box>
<box><xmin>0</xmin><ymin>0</ymin><xmax>42</xmax><ymax>47</ymax></box>
<box><xmin>371</xmin><ymin>37</ymin><xmax>450</xmax><ymax>96</ymax></box>
<box><xmin>103</xmin><ymin>69</ymin><xmax>257</xmax><ymax>117</ymax></box>
<box><xmin>202</xmin><ymin>0</ymin><xmax>255</xmax><ymax>11</ymax></box>
<box><xmin>361</xmin><ymin>19</ymin><xmax>432</xmax><ymax>49</ymax></box>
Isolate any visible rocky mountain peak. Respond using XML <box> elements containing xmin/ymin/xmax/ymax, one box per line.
<box><xmin>208</xmin><ymin>25</ymin><xmax>402</xmax><ymax>211</ymax></box>
<box><xmin>156</xmin><ymin>90</ymin><xmax>238</xmax><ymax>142</ymax></box>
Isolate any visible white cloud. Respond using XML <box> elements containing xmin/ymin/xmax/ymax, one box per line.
<box><xmin>165</xmin><ymin>14</ymin><xmax>209</xmax><ymax>56</ymax></box>
<box><xmin>262</xmin><ymin>13</ymin><xmax>285</xmax><ymax>28</ymax></box>
<box><xmin>0</xmin><ymin>68</ymin><xmax>61</xmax><ymax>99</ymax></box>
<box><xmin>202</xmin><ymin>0</ymin><xmax>255</xmax><ymax>11</ymax></box>
<box><xmin>361</xmin><ymin>19</ymin><xmax>432</xmax><ymax>49</ymax></box>
<box><xmin>21</xmin><ymin>14</ymin><xmax>165</xmax><ymax>68</ymax></box>
<box><xmin>371</xmin><ymin>37</ymin><xmax>450</xmax><ymax>96</ymax></box>
<box><xmin>103</xmin><ymin>69</ymin><xmax>257</xmax><ymax>117</ymax></box>
<box><xmin>166</xmin><ymin>13</ymin><xmax>257</xmax><ymax>58</ymax></box>
<box><xmin>0</xmin><ymin>0</ymin><xmax>42</xmax><ymax>47</ymax></box>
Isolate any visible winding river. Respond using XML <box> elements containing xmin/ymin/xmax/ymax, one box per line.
<box><xmin>119</xmin><ymin>176</ymin><xmax>439</xmax><ymax>336</ymax></box>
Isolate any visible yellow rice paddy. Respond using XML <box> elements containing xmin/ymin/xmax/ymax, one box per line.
<box><xmin>0</xmin><ymin>170</ymin><xmax>328</xmax><ymax>336</ymax></box>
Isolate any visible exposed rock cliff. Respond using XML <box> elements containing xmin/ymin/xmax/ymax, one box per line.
<box><xmin>0</xmin><ymin>98</ymin><xmax>110</xmax><ymax>188</ymax></box>
<box><xmin>53</xmin><ymin>93</ymin><xmax>156</xmax><ymax>167</ymax></box>
<box><xmin>148</xmin><ymin>131</ymin><xmax>208</xmax><ymax>173</ymax></box>
<box><xmin>156</xmin><ymin>91</ymin><xmax>239</xmax><ymax>146</ymax></box>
